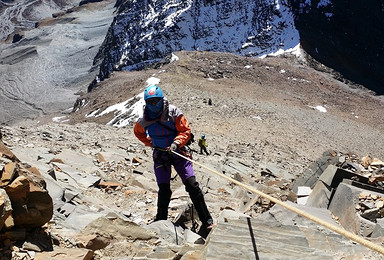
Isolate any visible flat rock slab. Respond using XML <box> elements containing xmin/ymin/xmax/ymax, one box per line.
<box><xmin>203</xmin><ymin>215</ymin><xmax>380</xmax><ymax>259</ymax></box>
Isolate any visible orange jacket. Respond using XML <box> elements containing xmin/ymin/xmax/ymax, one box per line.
<box><xmin>134</xmin><ymin>101</ymin><xmax>191</xmax><ymax>148</ymax></box>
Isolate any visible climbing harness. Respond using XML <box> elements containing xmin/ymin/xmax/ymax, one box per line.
<box><xmin>170</xmin><ymin>150</ymin><xmax>384</xmax><ymax>255</ymax></box>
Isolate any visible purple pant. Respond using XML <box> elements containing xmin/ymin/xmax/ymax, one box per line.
<box><xmin>153</xmin><ymin>150</ymin><xmax>195</xmax><ymax>185</ymax></box>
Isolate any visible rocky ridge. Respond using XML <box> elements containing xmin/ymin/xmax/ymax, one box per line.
<box><xmin>1</xmin><ymin>121</ymin><xmax>384</xmax><ymax>259</ymax></box>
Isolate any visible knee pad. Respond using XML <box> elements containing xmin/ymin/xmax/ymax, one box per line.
<box><xmin>185</xmin><ymin>176</ymin><xmax>203</xmax><ymax>198</ymax></box>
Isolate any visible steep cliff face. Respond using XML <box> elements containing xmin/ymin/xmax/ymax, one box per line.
<box><xmin>290</xmin><ymin>0</ymin><xmax>384</xmax><ymax>94</ymax></box>
<box><xmin>93</xmin><ymin>0</ymin><xmax>299</xmax><ymax>88</ymax></box>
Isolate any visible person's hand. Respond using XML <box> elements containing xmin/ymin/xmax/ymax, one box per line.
<box><xmin>167</xmin><ymin>142</ymin><xmax>178</xmax><ymax>153</ymax></box>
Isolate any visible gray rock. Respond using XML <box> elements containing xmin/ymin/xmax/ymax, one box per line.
<box><xmin>64</xmin><ymin>188</ymin><xmax>80</xmax><ymax>202</ymax></box>
<box><xmin>146</xmin><ymin>220</ymin><xmax>185</xmax><ymax>245</ymax></box>
<box><xmin>261</xmin><ymin>202</ymin><xmax>338</xmax><ymax>228</ymax></box>
<box><xmin>203</xmin><ymin>207</ymin><xmax>377</xmax><ymax>260</ymax></box>
<box><xmin>328</xmin><ymin>183</ymin><xmax>361</xmax><ymax>234</ymax></box>
<box><xmin>58</xmin><ymin>203</ymin><xmax>77</xmax><ymax>217</ymax></box>
<box><xmin>83</xmin><ymin>216</ymin><xmax>156</xmax><ymax>241</ymax></box>
<box><xmin>63</xmin><ymin>205</ymin><xmax>106</xmax><ymax>232</ymax></box>
<box><xmin>51</xmin><ymin>163</ymin><xmax>100</xmax><ymax>188</ymax></box>
<box><xmin>357</xmin><ymin>214</ymin><xmax>376</xmax><ymax>237</ymax></box>
<box><xmin>305</xmin><ymin>181</ymin><xmax>332</xmax><ymax>208</ymax></box>
<box><xmin>371</xmin><ymin>219</ymin><xmax>384</xmax><ymax>238</ymax></box>
<box><xmin>184</xmin><ymin>229</ymin><xmax>204</xmax><ymax>244</ymax></box>
<box><xmin>291</xmin><ymin>151</ymin><xmax>337</xmax><ymax>192</ymax></box>
<box><xmin>22</xmin><ymin>241</ymin><xmax>42</xmax><ymax>252</ymax></box>
<box><xmin>52</xmin><ymin>149</ymin><xmax>100</xmax><ymax>174</ymax></box>
<box><xmin>203</xmin><ymin>215</ymin><xmax>331</xmax><ymax>259</ymax></box>
<box><xmin>317</xmin><ymin>164</ymin><xmax>339</xmax><ymax>187</ymax></box>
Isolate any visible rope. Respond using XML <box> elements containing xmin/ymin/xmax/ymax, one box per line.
<box><xmin>171</xmin><ymin>150</ymin><xmax>384</xmax><ymax>255</ymax></box>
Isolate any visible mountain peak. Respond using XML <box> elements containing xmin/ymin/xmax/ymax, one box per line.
<box><xmin>94</xmin><ymin>0</ymin><xmax>299</xmax><ymax>84</ymax></box>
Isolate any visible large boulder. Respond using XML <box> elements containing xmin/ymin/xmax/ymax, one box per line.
<box><xmin>0</xmin><ymin>162</ymin><xmax>53</xmax><ymax>230</ymax></box>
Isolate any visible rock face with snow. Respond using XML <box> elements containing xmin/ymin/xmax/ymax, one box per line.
<box><xmin>93</xmin><ymin>0</ymin><xmax>383</xmax><ymax>95</ymax></box>
<box><xmin>93</xmin><ymin>0</ymin><xmax>299</xmax><ymax>87</ymax></box>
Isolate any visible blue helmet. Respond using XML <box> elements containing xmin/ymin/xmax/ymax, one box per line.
<box><xmin>144</xmin><ymin>85</ymin><xmax>164</xmax><ymax>100</ymax></box>
<box><xmin>201</xmin><ymin>134</ymin><xmax>206</xmax><ymax>139</ymax></box>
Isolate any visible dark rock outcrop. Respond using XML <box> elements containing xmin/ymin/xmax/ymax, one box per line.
<box><xmin>290</xmin><ymin>0</ymin><xmax>384</xmax><ymax>94</ymax></box>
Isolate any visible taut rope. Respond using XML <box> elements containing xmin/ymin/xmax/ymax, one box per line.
<box><xmin>172</xmin><ymin>150</ymin><xmax>384</xmax><ymax>255</ymax></box>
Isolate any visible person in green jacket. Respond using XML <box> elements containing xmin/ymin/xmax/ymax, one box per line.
<box><xmin>198</xmin><ymin>134</ymin><xmax>210</xmax><ymax>155</ymax></box>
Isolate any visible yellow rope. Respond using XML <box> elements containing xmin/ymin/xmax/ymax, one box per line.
<box><xmin>172</xmin><ymin>150</ymin><xmax>384</xmax><ymax>255</ymax></box>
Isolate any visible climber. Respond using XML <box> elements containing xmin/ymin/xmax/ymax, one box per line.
<box><xmin>133</xmin><ymin>85</ymin><xmax>214</xmax><ymax>230</ymax></box>
<box><xmin>198</xmin><ymin>134</ymin><xmax>210</xmax><ymax>155</ymax></box>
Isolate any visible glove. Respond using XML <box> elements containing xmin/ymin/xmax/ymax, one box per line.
<box><xmin>167</xmin><ymin>142</ymin><xmax>178</xmax><ymax>153</ymax></box>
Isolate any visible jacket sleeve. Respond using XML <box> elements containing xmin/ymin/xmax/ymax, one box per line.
<box><xmin>173</xmin><ymin>115</ymin><xmax>191</xmax><ymax>147</ymax></box>
<box><xmin>134</xmin><ymin>121</ymin><xmax>152</xmax><ymax>146</ymax></box>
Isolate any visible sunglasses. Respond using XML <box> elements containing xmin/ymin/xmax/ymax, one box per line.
<box><xmin>146</xmin><ymin>97</ymin><xmax>162</xmax><ymax>105</ymax></box>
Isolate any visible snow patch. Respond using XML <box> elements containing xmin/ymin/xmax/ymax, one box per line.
<box><xmin>52</xmin><ymin>116</ymin><xmax>68</xmax><ymax>123</ymax></box>
<box><xmin>170</xmin><ymin>53</ymin><xmax>179</xmax><ymax>62</ymax></box>
<box><xmin>252</xmin><ymin>115</ymin><xmax>262</xmax><ymax>120</ymax></box>
<box><xmin>86</xmin><ymin>75</ymin><xmax>164</xmax><ymax>127</ymax></box>
<box><xmin>260</xmin><ymin>43</ymin><xmax>303</xmax><ymax>59</ymax></box>
<box><xmin>146</xmin><ymin>77</ymin><xmax>160</xmax><ymax>86</ymax></box>
<box><xmin>309</xmin><ymin>105</ymin><xmax>327</xmax><ymax>113</ymax></box>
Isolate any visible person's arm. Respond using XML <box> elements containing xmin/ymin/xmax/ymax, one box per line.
<box><xmin>134</xmin><ymin>121</ymin><xmax>152</xmax><ymax>146</ymax></box>
<box><xmin>173</xmin><ymin>115</ymin><xmax>191</xmax><ymax>147</ymax></box>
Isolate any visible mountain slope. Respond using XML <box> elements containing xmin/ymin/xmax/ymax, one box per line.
<box><xmin>4</xmin><ymin>50</ymin><xmax>384</xmax><ymax>259</ymax></box>
<box><xmin>69</xmin><ymin>51</ymin><xmax>384</xmax><ymax>170</ymax></box>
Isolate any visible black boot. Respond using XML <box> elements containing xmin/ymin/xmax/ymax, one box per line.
<box><xmin>155</xmin><ymin>183</ymin><xmax>172</xmax><ymax>221</ymax></box>
<box><xmin>184</xmin><ymin>176</ymin><xmax>213</xmax><ymax>227</ymax></box>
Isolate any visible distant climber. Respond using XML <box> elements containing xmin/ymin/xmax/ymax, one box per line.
<box><xmin>198</xmin><ymin>134</ymin><xmax>210</xmax><ymax>155</ymax></box>
<box><xmin>134</xmin><ymin>85</ymin><xmax>214</xmax><ymax>231</ymax></box>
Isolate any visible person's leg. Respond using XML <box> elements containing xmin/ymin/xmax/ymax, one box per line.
<box><xmin>153</xmin><ymin>150</ymin><xmax>172</xmax><ymax>221</ymax></box>
<box><xmin>173</xmin><ymin>156</ymin><xmax>213</xmax><ymax>227</ymax></box>
<box><xmin>172</xmin><ymin>156</ymin><xmax>195</xmax><ymax>183</ymax></box>
<box><xmin>184</xmin><ymin>176</ymin><xmax>213</xmax><ymax>227</ymax></box>
<box><xmin>203</xmin><ymin>146</ymin><xmax>209</xmax><ymax>155</ymax></box>
<box><xmin>155</xmin><ymin>183</ymin><xmax>172</xmax><ymax>220</ymax></box>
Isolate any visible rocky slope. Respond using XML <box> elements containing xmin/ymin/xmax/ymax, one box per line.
<box><xmin>1</xmin><ymin>50</ymin><xmax>384</xmax><ymax>259</ymax></box>
<box><xmin>71</xmin><ymin>51</ymin><xmax>384</xmax><ymax>165</ymax></box>
<box><xmin>1</xmin><ymin>0</ymin><xmax>384</xmax><ymax>258</ymax></box>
